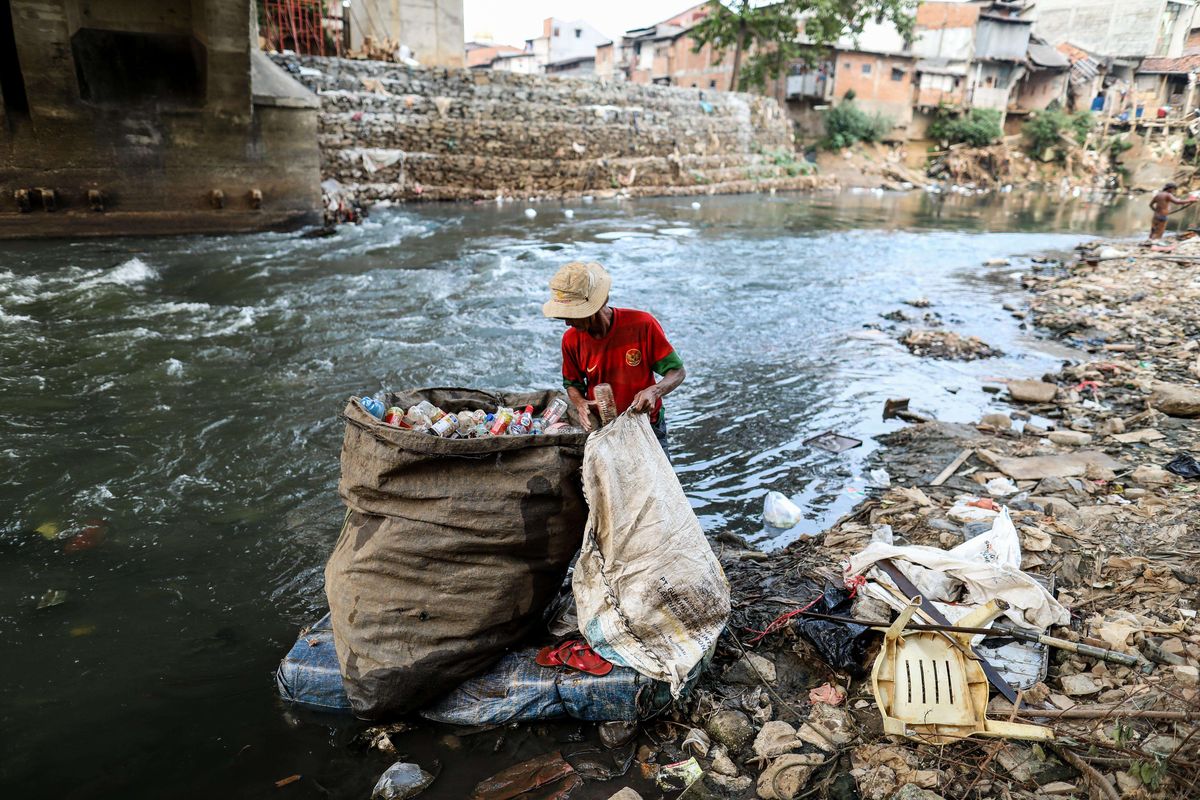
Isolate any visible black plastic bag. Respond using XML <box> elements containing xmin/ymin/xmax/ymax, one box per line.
<box><xmin>793</xmin><ymin>586</ymin><xmax>874</xmax><ymax>677</ymax></box>
<box><xmin>1165</xmin><ymin>453</ymin><xmax>1200</xmax><ymax>480</ymax></box>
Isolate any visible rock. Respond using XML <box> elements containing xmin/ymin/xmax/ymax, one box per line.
<box><xmin>1111</xmin><ymin>428</ymin><xmax>1165</xmax><ymax>444</ymax></box>
<box><xmin>1173</xmin><ymin>665</ymin><xmax>1199</xmax><ymax>685</ymax></box>
<box><xmin>607</xmin><ymin>791</ymin><xmax>643</xmax><ymax>800</ymax></box>
<box><xmin>1035</xmin><ymin>476</ymin><xmax>1073</xmax><ymax>494</ymax></box>
<box><xmin>1097</xmin><ymin>417</ymin><xmax>1126</xmax><ymax>436</ymax></box>
<box><xmin>705</xmin><ymin>709</ymin><xmax>755</xmax><ymax>751</ymax></box>
<box><xmin>1084</xmin><ymin>463</ymin><xmax>1116</xmax><ymax>481</ymax></box>
<box><xmin>1150</xmin><ymin>381</ymin><xmax>1200</xmax><ymax>417</ymax></box>
<box><xmin>948</xmin><ymin>497</ymin><xmax>999</xmax><ymax>524</ymax></box>
<box><xmin>1060</xmin><ymin>674</ymin><xmax>1100</xmax><ymax>696</ymax></box>
<box><xmin>1008</xmin><ymin>380</ymin><xmax>1058</xmax><ymax>403</ymax></box>
<box><xmin>710</xmin><ymin>745</ymin><xmax>738</xmax><ymax>776</ymax></box>
<box><xmin>705</xmin><ymin>774</ymin><xmax>752</xmax><ymax>795</ymax></box>
<box><xmin>980</xmin><ymin>412</ymin><xmax>1012</xmax><ymax>430</ymax></box>
<box><xmin>1029</xmin><ymin>496</ymin><xmax>1080</xmax><ymax>526</ymax></box>
<box><xmin>1130</xmin><ymin>465</ymin><xmax>1174</xmax><ymax>486</ymax></box>
<box><xmin>1048</xmin><ymin>430</ymin><xmax>1093</xmax><ymax>446</ymax></box>
<box><xmin>891</xmin><ymin>786</ymin><xmax>946</xmax><ymax>800</ymax></box>
<box><xmin>724</xmin><ymin>651</ymin><xmax>777</xmax><ymax>685</ymax></box>
<box><xmin>981</xmin><ymin>449</ymin><xmax>1123</xmax><ymax>480</ymax></box>
<box><xmin>984</xmin><ymin>258</ymin><xmax>1010</xmax><ymax>266</ymax></box>
<box><xmin>753</xmin><ymin>721</ymin><xmax>802</xmax><ymax>759</ymax></box>
<box><xmin>756</xmin><ymin>753</ymin><xmax>824</xmax><ymax>800</ymax></box>
<box><xmin>371</xmin><ymin>762</ymin><xmax>434</xmax><ymax>800</ymax></box>
<box><xmin>1124</xmin><ymin>487</ymin><xmax>1147</xmax><ymax>499</ymax></box>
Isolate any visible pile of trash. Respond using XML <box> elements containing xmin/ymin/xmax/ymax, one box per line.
<box><xmin>356</xmin><ymin>393</ymin><xmax>586</xmax><ymax>436</ymax></box>
<box><xmin>899</xmin><ymin>328</ymin><xmax>1002</xmax><ymax>361</ymax></box>
<box><xmin>927</xmin><ymin>136</ymin><xmax>1111</xmax><ymax>192</ymax></box>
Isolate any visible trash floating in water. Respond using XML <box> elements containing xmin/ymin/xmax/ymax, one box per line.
<box><xmin>359</xmin><ymin>395</ymin><xmax>582</xmax><ymax>438</ymax></box>
<box><xmin>804</xmin><ymin>431</ymin><xmax>863</xmax><ymax>453</ymax></box>
<box><xmin>563</xmin><ymin>209</ymin><xmax>574</xmax><ymax>219</ymax></box>
<box><xmin>524</xmin><ymin>208</ymin><xmax>537</xmax><ymax>218</ymax></box>
<box><xmin>35</xmin><ymin>521</ymin><xmax>59</xmax><ymax>540</ymax></box>
<box><xmin>37</xmin><ymin>589</ymin><xmax>68</xmax><ymax>610</ymax></box>
<box><xmin>371</xmin><ymin>761</ymin><xmax>434</xmax><ymax>800</ymax></box>
<box><xmin>763</xmin><ymin>491</ymin><xmax>804</xmax><ymax>528</ymax></box>
<box><xmin>690</xmin><ymin>201</ymin><xmax>702</xmax><ymax>209</ymax></box>
<box><xmin>868</xmin><ymin>468</ymin><xmax>891</xmax><ymax>489</ymax></box>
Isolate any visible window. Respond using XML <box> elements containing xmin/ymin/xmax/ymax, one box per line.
<box><xmin>0</xmin><ymin>0</ymin><xmax>29</xmax><ymax>117</ymax></box>
<box><xmin>862</xmin><ymin>63</ymin><xmax>871</xmax><ymax>75</ymax></box>
<box><xmin>709</xmin><ymin>79</ymin><xmax>717</xmax><ymax>88</ymax></box>
<box><xmin>575</xmin><ymin>28</ymin><xmax>582</xmax><ymax>38</ymax></box>
<box><xmin>844</xmin><ymin>61</ymin><xmax>852</xmax><ymax>70</ymax></box>
<box><xmin>553</xmin><ymin>27</ymin><xmax>560</xmax><ymax>37</ymax></box>
<box><xmin>891</xmin><ymin>67</ymin><xmax>904</xmax><ymax>82</ymax></box>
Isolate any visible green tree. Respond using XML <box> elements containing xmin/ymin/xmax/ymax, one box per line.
<box><xmin>689</xmin><ymin>0</ymin><xmax>918</xmax><ymax>92</ymax></box>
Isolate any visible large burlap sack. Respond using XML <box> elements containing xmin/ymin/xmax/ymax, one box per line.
<box><xmin>326</xmin><ymin>387</ymin><xmax>588</xmax><ymax>719</ymax></box>
<box><xmin>573</xmin><ymin>412</ymin><xmax>731</xmax><ymax>694</ymax></box>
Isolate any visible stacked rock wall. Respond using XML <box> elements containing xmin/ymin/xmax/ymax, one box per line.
<box><xmin>275</xmin><ymin>55</ymin><xmax>826</xmax><ymax>206</ymax></box>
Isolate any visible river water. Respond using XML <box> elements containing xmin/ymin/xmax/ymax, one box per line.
<box><xmin>0</xmin><ymin>190</ymin><xmax>1150</xmax><ymax>798</ymax></box>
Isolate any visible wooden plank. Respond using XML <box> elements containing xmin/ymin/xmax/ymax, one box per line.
<box><xmin>930</xmin><ymin>448</ymin><xmax>972</xmax><ymax>487</ymax></box>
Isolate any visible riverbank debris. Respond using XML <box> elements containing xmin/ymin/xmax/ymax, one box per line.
<box><xmin>900</xmin><ymin>329</ymin><xmax>1002</xmax><ymax>360</ymax></box>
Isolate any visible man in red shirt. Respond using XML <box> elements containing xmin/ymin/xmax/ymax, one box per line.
<box><xmin>542</xmin><ymin>261</ymin><xmax>685</xmax><ymax>454</ymax></box>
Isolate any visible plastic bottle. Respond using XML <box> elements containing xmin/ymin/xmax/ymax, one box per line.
<box><xmin>431</xmin><ymin>412</ymin><xmax>460</xmax><ymax>437</ymax></box>
<box><xmin>506</xmin><ymin>405</ymin><xmax>534</xmax><ymax>436</ymax></box>
<box><xmin>360</xmin><ymin>397</ymin><xmax>386</xmax><ymax>419</ymax></box>
<box><xmin>412</xmin><ymin>400</ymin><xmax>445</xmax><ymax>424</ymax></box>
<box><xmin>592</xmin><ymin>384</ymin><xmax>617</xmax><ymax>426</ymax></box>
<box><xmin>488</xmin><ymin>408</ymin><xmax>514</xmax><ymax>436</ymax></box>
<box><xmin>541</xmin><ymin>398</ymin><xmax>569</xmax><ymax>427</ymax></box>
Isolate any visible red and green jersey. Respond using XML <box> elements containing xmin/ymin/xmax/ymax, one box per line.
<box><xmin>561</xmin><ymin>308</ymin><xmax>684</xmax><ymax>422</ymax></box>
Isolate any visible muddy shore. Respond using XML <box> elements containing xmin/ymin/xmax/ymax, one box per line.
<box><xmin>667</xmin><ymin>237</ymin><xmax>1200</xmax><ymax>800</ymax></box>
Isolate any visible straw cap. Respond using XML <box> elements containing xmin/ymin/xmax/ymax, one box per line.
<box><xmin>541</xmin><ymin>261</ymin><xmax>612</xmax><ymax>319</ymax></box>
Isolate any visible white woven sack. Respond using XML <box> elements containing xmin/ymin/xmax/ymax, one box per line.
<box><xmin>573</xmin><ymin>412</ymin><xmax>731</xmax><ymax>694</ymax></box>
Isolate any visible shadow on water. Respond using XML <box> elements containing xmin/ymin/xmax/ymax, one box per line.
<box><xmin>0</xmin><ymin>189</ymin><xmax>1157</xmax><ymax>797</ymax></box>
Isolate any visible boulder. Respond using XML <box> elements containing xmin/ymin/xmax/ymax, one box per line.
<box><xmin>1008</xmin><ymin>380</ymin><xmax>1058</xmax><ymax>403</ymax></box>
<box><xmin>1150</xmin><ymin>382</ymin><xmax>1200</xmax><ymax>417</ymax></box>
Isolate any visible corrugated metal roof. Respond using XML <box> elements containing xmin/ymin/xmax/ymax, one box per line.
<box><xmin>1028</xmin><ymin>42</ymin><xmax>1069</xmax><ymax>69</ymax></box>
<box><xmin>1139</xmin><ymin>55</ymin><xmax>1200</xmax><ymax>75</ymax></box>
<box><xmin>916</xmin><ymin>58</ymin><xmax>968</xmax><ymax>76</ymax></box>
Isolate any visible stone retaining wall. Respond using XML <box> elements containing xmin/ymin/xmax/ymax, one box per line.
<box><xmin>274</xmin><ymin>55</ymin><xmax>827</xmax><ymax>207</ymax></box>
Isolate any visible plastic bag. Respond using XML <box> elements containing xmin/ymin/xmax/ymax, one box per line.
<box><xmin>1165</xmin><ymin>453</ymin><xmax>1200</xmax><ymax>479</ymax></box>
<box><xmin>764</xmin><ymin>491</ymin><xmax>804</xmax><ymax>528</ymax></box>
<box><xmin>794</xmin><ymin>586</ymin><xmax>873</xmax><ymax>676</ymax></box>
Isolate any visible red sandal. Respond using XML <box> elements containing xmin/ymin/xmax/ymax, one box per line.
<box><xmin>535</xmin><ymin>639</ymin><xmax>613</xmax><ymax>676</ymax></box>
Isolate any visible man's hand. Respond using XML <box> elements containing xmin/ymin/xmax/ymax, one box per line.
<box><xmin>572</xmin><ymin>399</ymin><xmax>594</xmax><ymax>432</ymax></box>
<box><xmin>629</xmin><ymin>386</ymin><xmax>660</xmax><ymax>414</ymax></box>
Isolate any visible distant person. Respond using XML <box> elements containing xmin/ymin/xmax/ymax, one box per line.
<box><xmin>1149</xmin><ymin>182</ymin><xmax>1195</xmax><ymax>239</ymax></box>
<box><xmin>542</xmin><ymin>261</ymin><xmax>684</xmax><ymax>456</ymax></box>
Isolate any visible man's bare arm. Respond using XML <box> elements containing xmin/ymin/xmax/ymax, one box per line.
<box><xmin>629</xmin><ymin>366</ymin><xmax>686</xmax><ymax>414</ymax></box>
